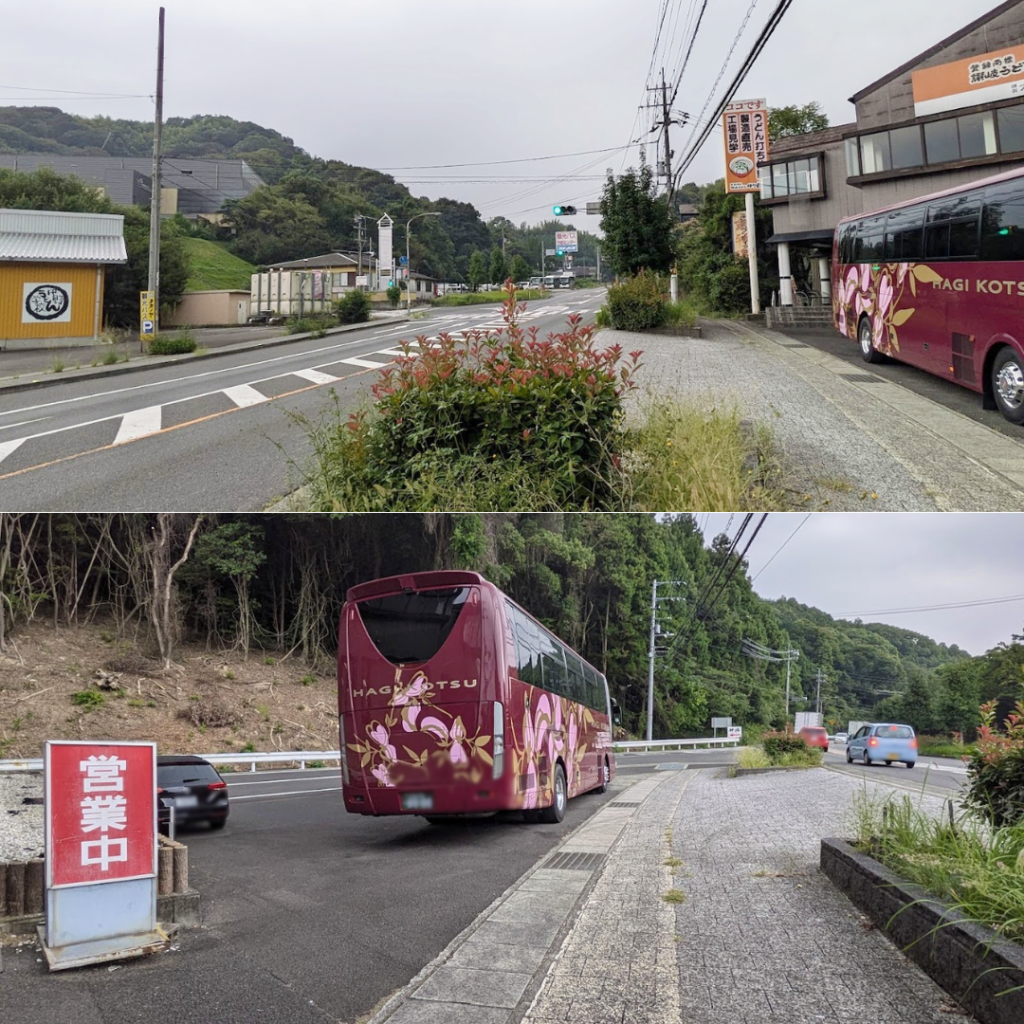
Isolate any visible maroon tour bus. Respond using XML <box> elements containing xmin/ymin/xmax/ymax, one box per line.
<box><xmin>338</xmin><ymin>570</ymin><xmax>618</xmax><ymax>823</ymax></box>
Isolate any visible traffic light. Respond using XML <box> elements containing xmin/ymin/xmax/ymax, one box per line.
<box><xmin>556</xmin><ymin>249</ymin><xmax>565</xmax><ymax>257</ymax></box>
<box><xmin>552</xmin><ymin>204</ymin><xmax>577</xmax><ymax>216</ymax></box>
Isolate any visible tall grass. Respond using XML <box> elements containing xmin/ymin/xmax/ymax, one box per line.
<box><xmin>850</xmin><ymin>790</ymin><xmax>1024</xmax><ymax>943</ymax></box>
<box><xmin>625</xmin><ymin>401</ymin><xmax>786</xmax><ymax>511</ymax></box>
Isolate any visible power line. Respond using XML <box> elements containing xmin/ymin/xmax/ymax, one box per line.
<box><xmin>674</xmin><ymin>0</ymin><xmax>795</xmax><ymax>188</ymax></box>
<box><xmin>0</xmin><ymin>83</ymin><xmax>148</xmax><ymax>97</ymax></box>
<box><xmin>752</xmin><ymin>513</ymin><xmax>810</xmax><ymax>582</ymax></box>
<box><xmin>668</xmin><ymin>0</ymin><xmax>709</xmax><ymax>107</ymax></box>
<box><xmin>376</xmin><ymin>145</ymin><xmax>638</xmax><ymax>171</ymax></box>
<box><xmin>840</xmin><ymin>593</ymin><xmax>1024</xmax><ymax>618</ymax></box>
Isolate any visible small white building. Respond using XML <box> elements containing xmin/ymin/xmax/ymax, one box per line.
<box><xmin>251</xmin><ymin>252</ymin><xmax>375</xmax><ymax>316</ymax></box>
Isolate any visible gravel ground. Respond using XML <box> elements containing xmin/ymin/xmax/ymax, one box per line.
<box><xmin>0</xmin><ymin>773</ymin><xmax>44</xmax><ymax>861</ymax></box>
<box><xmin>620</xmin><ymin>322</ymin><xmax>938</xmax><ymax>510</ymax></box>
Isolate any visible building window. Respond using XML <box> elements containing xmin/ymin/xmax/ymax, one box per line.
<box><xmin>958</xmin><ymin>111</ymin><xmax>997</xmax><ymax>159</ymax></box>
<box><xmin>998</xmin><ymin>105</ymin><xmax>1024</xmax><ymax>154</ymax></box>
<box><xmin>853</xmin><ymin>105</ymin><xmax>1018</xmax><ymax>178</ymax></box>
<box><xmin>758</xmin><ymin>154</ymin><xmax>823</xmax><ymax>200</ymax></box>
<box><xmin>924</xmin><ymin>119</ymin><xmax>960</xmax><ymax>164</ymax></box>
<box><xmin>889</xmin><ymin>125</ymin><xmax>923</xmax><ymax>169</ymax></box>
<box><xmin>844</xmin><ymin>137</ymin><xmax>861</xmax><ymax>177</ymax></box>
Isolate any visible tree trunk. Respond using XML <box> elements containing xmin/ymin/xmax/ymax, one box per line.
<box><xmin>145</xmin><ymin>514</ymin><xmax>204</xmax><ymax>670</ymax></box>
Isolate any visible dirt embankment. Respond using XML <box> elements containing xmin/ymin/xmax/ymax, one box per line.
<box><xmin>0</xmin><ymin>621</ymin><xmax>339</xmax><ymax>761</ymax></box>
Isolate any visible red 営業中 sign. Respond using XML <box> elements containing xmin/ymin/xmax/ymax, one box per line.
<box><xmin>45</xmin><ymin>741</ymin><xmax>156</xmax><ymax>888</ymax></box>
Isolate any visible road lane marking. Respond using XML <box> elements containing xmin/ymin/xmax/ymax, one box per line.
<box><xmin>376</xmin><ymin>348</ymin><xmax>409</xmax><ymax>357</ymax></box>
<box><xmin>231</xmin><ymin>786</ymin><xmax>342</xmax><ymax>801</ymax></box>
<box><xmin>224</xmin><ymin>383</ymin><xmax>270</xmax><ymax>407</ymax></box>
<box><xmin>0</xmin><ymin>416</ymin><xmax>47</xmax><ymax>433</ymax></box>
<box><xmin>226</xmin><ymin>774</ymin><xmax>340</xmax><ymax>788</ymax></box>
<box><xmin>0</xmin><ymin>437</ymin><xmax>26</xmax><ymax>463</ymax></box>
<box><xmin>113</xmin><ymin>405</ymin><xmax>162</xmax><ymax>445</ymax></box>
<box><xmin>0</xmin><ymin>364</ymin><xmax>379</xmax><ymax>483</ymax></box>
<box><xmin>0</xmin><ymin>331</ymin><xmax>401</xmax><ymax>419</ymax></box>
<box><xmin>340</xmin><ymin>355</ymin><xmax>391</xmax><ymax>369</ymax></box>
<box><xmin>292</xmin><ymin>368</ymin><xmax>339</xmax><ymax>385</ymax></box>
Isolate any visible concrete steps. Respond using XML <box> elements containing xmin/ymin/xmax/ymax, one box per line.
<box><xmin>765</xmin><ymin>305</ymin><xmax>835</xmax><ymax>329</ymax></box>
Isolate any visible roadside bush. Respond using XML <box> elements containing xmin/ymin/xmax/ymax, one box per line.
<box><xmin>334</xmin><ymin>289</ymin><xmax>371</xmax><ymax>324</ymax></box>
<box><xmin>149</xmin><ymin>330</ymin><xmax>197</xmax><ymax>356</ymax></box>
<box><xmin>177</xmin><ymin>699</ymin><xmax>240</xmax><ymax>729</ymax></box>
<box><xmin>762</xmin><ymin>731</ymin><xmax>809</xmax><ymax>759</ymax></box>
<box><xmin>287</xmin><ymin>316</ymin><xmax>330</xmax><ymax>338</ymax></box>
<box><xmin>594</xmin><ymin>306</ymin><xmax>611</xmax><ymax>328</ymax></box>
<box><xmin>606</xmin><ymin>270</ymin><xmax>666</xmax><ymax>331</ymax></box>
<box><xmin>964</xmin><ymin>698</ymin><xmax>1024</xmax><ymax>827</ymax></box>
<box><xmin>663</xmin><ymin>299</ymin><xmax>698</xmax><ymax>329</ymax></box>
<box><xmin>304</xmin><ymin>281</ymin><xmax>641</xmax><ymax>511</ymax></box>
<box><xmin>386</xmin><ymin>284</ymin><xmax>401</xmax><ymax>308</ymax></box>
<box><xmin>70</xmin><ymin>690</ymin><xmax>105</xmax><ymax>711</ymax></box>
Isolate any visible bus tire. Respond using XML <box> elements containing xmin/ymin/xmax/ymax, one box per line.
<box><xmin>596</xmin><ymin>758</ymin><xmax>610</xmax><ymax>794</ymax></box>
<box><xmin>858</xmin><ymin>316</ymin><xmax>884</xmax><ymax>364</ymax></box>
<box><xmin>991</xmin><ymin>347</ymin><xmax>1024</xmax><ymax>424</ymax></box>
<box><xmin>540</xmin><ymin>763</ymin><xmax>567</xmax><ymax>824</ymax></box>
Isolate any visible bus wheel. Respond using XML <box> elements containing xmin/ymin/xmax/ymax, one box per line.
<box><xmin>596</xmin><ymin>759</ymin><xmax>609</xmax><ymax>794</ymax></box>
<box><xmin>992</xmin><ymin>347</ymin><xmax>1024</xmax><ymax>425</ymax></box>
<box><xmin>540</xmin><ymin>764</ymin><xmax>567</xmax><ymax>824</ymax></box>
<box><xmin>858</xmin><ymin>317</ymin><xmax>884</xmax><ymax>363</ymax></box>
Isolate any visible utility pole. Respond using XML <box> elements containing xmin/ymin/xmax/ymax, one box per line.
<box><xmin>645</xmin><ymin>579</ymin><xmax>687</xmax><ymax>742</ymax></box>
<box><xmin>815</xmin><ymin>669</ymin><xmax>823</xmax><ymax>717</ymax></box>
<box><xmin>147</xmin><ymin>6</ymin><xmax>165</xmax><ymax>334</ymax></box>
<box><xmin>354</xmin><ymin>215</ymin><xmax>364</xmax><ymax>286</ymax></box>
<box><xmin>741</xmin><ymin>638</ymin><xmax>800</xmax><ymax>727</ymax></box>
<box><xmin>661</xmin><ymin>69</ymin><xmax>673</xmax><ymax>206</ymax></box>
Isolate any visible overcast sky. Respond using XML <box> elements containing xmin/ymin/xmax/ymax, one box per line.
<box><xmin>697</xmin><ymin>514</ymin><xmax>1022</xmax><ymax>657</ymax></box>
<box><xmin>3</xmin><ymin>0</ymin><xmax>981</xmax><ymax>228</ymax></box>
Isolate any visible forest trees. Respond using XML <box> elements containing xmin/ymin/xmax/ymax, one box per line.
<box><xmin>0</xmin><ymin>513</ymin><xmax>1011</xmax><ymax>741</ymax></box>
<box><xmin>599</xmin><ymin>157</ymin><xmax>677</xmax><ymax>277</ymax></box>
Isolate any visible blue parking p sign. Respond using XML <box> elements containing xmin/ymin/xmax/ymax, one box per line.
<box><xmin>142</xmin><ymin>320</ymin><xmax>154</xmax><ymax>335</ymax></box>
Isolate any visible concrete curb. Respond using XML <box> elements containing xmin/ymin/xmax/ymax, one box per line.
<box><xmin>0</xmin><ymin>316</ymin><xmax>411</xmax><ymax>397</ymax></box>
<box><xmin>365</xmin><ymin>772</ymin><xmax>674</xmax><ymax>1024</ymax></box>
<box><xmin>821</xmin><ymin>837</ymin><xmax>1024</xmax><ymax>1024</ymax></box>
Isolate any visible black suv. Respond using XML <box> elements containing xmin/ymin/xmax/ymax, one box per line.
<box><xmin>157</xmin><ymin>755</ymin><xmax>229</xmax><ymax>831</ymax></box>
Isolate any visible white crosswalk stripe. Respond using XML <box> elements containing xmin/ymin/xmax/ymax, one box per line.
<box><xmin>224</xmin><ymin>384</ymin><xmax>270</xmax><ymax>407</ymax></box>
<box><xmin>113</xmin><ymin>406</ymin><xmax>162</xmax><ymax>445</ymax></box>
<box><xmin>292</xmin><ymin>368</ymin><xmax>339</xmax><ymax>385</ymax></box>
<box><xmin>340</xmin><ymin>355</ymin><xmax>391</xmax><ymax>369</ymax></box>
<box><xmin>376</xmin><ymin>348</ymin><xmax>409</xmax><ymax>357</ymax></box>
<box><xmin>0</xmin><ymin>437</ymin><xmax>27</xmax><ymax>464</ymax></box>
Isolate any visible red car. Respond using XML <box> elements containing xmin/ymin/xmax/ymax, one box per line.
<box><xmin>797</xmin><ymin>726</ymin><xmax>829</xmax><ymax>753</ymax></box>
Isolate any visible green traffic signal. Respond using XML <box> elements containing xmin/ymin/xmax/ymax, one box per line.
<box><xmin>553</xmin><ymin>205</ymin><xmax>563</xmax><ymax>215</ymax></box>
<box><xmin>557</xmin><ymin>249</ymin><xmax>564</xmax><ymax>256</ymax></box>
<box><xmin>552</xmin><ymin>204</ymin><xmax>577</xmax><ymax>216</ymax></box>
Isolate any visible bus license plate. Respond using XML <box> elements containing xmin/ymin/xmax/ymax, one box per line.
<box><xmin>402</xmin><ymin>793</ymin><xmax>433</xmax><ymax>811</ymax></box>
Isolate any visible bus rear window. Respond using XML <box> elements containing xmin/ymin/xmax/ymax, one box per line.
<box><xmin>356</xmin><ymin>587</ymin><xmax>470</xmax><ymax>664</ymax></box>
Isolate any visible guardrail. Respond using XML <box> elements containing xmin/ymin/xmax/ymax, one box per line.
<box><xmin>0</xmin><ymin>751</ymin><xmax>342</xmax><ymax>774</ymax></box>
<box><xmin>613</xmin><ymin>738</ymin><xmax>740</xmax><ymax>753</ymax></box>
<box><xmin>1</xmin><ymin>738</ymin><xmax>736</xmax><ymax>774</ymax></box>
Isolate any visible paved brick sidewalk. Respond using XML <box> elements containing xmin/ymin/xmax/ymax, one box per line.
<box><xmin>615</xmin><ymin>320</ymin><xmax>1024</xmax><ymax>512</ymax></box>
<box><xmin>671</xmin><ymin>769</ymin><xmax>959</xmax><ymax>1024</ymax></box>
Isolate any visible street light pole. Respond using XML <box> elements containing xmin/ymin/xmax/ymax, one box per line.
<box><xmin>406</xmin><ymin>212</ymin><xmax>441</xmax><ymax>313</ymax></box>
<box><xmin>645</xmin><ymin>579</ymin><xmax>687</xmax><ymax>743</ymax></box>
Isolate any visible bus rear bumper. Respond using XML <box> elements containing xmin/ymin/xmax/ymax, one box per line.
<box><xmin>343</xmin><ymin>782</ymin><xmax>515</xmax><ymax>817</ymax></box>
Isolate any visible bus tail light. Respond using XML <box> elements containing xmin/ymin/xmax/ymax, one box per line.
<box><xmin>339</xmin><ymin>714</ymin><xmax>350</xmax><ymax>784</ymax></box>
<box><xmin>493</xmin><ymin>702</ymin><xmax>504</xmax><ymax>779</ymax></box>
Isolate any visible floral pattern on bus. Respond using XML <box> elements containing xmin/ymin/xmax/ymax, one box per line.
<box><xmin>834</xmin><ymin>262</ymin><xmax>943</xmax><ymax>356</ymax></box>
<box><xmin>346</xmin><ymin>670</ymin><xmax>493</xmax><ymax>787</ymax></box>
<box><xmin>509</xmin><ymin>690</ymin><xmax>596</xmax><ymax>808</ymax></box>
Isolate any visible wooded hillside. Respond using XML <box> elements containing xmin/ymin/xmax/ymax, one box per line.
<box><xmin>1</xmin><ymin>514</ymin><xmax>1008</xmax><ymax>742</ymax></box>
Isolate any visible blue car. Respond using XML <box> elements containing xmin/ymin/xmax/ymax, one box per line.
<box><xmin>846</xmin><ymin>723</ymin><xmax>917</xmax><ymax>768</ymax></box>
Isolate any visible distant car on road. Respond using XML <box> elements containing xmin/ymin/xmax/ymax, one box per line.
<box><xmin>846</xmin><ymin>723</ymin><xmax>917</xmax><ymax>768</ymax></box>
<box><xmin>158</xmin><ymin>755</ymin><xmax>229</xmax><ymax>831</ymax></box>
<box><xmin>834</xmin><ymin>732</ymin><xmax>848</xmax><ymax>744</ymax></box>
<box><xmin>797</xmin><ymin>726</ymin><xmax>829</xmax><ymax>752</ymax></box>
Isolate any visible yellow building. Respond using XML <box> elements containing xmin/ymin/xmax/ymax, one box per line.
<box><xmin>0</xmin><ymin>208</ymin><xmax>128</xmax><ymax>349</ymax></box>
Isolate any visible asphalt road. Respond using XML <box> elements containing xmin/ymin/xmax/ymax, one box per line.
<box><xmin>0</xmin><ymin>292</ymin><xmax>605</xmax><ymax>511</ymax></box>
<box><xmin>780</xmin><ymin>325</ymin><xmax>1024</xmax><ymax>442</ymax></box>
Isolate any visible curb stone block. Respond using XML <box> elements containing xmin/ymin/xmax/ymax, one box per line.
<box><xmin>820</xmin><ymin>837</ymin><xmax>1024</xmax><ymax>1024</ymax></box>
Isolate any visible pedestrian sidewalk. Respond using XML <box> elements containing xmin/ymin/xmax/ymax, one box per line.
<box><xmin>369</xmin><ymin>767</ymin><xmax>964</xmax><ymax>1024</ymax></box>
<box><xmin>619</xmin><ymin>319</ymin><xmax>1024</xmax><ymax>512</ymax></box>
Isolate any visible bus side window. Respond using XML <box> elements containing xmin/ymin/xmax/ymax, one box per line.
<box><xmin>583</xmin><ymin>662</ymin><xmax>601</xmax><ymax>711</ymax></box>
<box><xmin>565</xmin><ymin>652</ymin><xmax>586</xmax><ymax>706</ymax></box>
<box><xmin>540</xmin><ymin>635</ymin><xmax>568</xmax><ymax>699</ymax></box>
<box><xmin>980</xmin><ymin>184</ymin><xmax>1024</xmax><ymax>260</ymax></box>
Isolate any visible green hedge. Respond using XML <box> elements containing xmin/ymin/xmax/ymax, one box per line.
<box><xmin>149</xmin><ymin>332</ymin><xmax>197</xmax><ymax>355</ymax></box>
<box><xmin>606</xmin><ymin>270</ymin><xmax>665</xmax><ymax>331</ymax></box>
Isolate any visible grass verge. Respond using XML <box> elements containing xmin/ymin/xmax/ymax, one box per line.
<box><xmin>182</xmin><ymin>237</ymin><xmax>256</xmax><ymax>292</ymax></box>
<box><xmin>850</xmin><ymin>789</ymin><xmax>1024</xmax><ymax>943</ymax></box>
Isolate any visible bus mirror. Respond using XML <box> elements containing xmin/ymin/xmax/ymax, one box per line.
<box><xmin>612</xmin><ymin>708</ymin><xmax>622</xmax><ymax>726</ymax></box>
